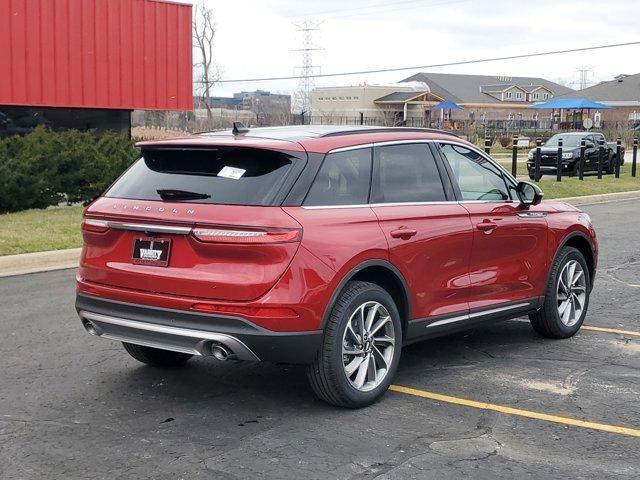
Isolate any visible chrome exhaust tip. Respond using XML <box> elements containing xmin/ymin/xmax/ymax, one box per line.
<box><xmin>82</xmin><ymin>319</ymin><xmax>98</xmax><ymax>336</ymax></box>
<box><xmin>211</xmin><ymin>343</ymin><xmax>232</xmax><ymax>361</ymax></box>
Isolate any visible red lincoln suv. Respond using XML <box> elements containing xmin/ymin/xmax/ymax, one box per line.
<box><xmin>76</xmin><ymin>125</ymin><xmax>597</xmax><ymax>408</ymax></box>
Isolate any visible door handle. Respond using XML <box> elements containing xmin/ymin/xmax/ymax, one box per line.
<box><xmin>390</xmin><ymin>228</ymin><xmax>417</xmax><ymax>240</ymax></box>
<box><xmin>476</xmin><ymin>220</ymin><xmax>498</xmax><ymax>233</ymax></box>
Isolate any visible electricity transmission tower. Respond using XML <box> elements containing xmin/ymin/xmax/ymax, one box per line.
<box><xmin>292</xmin><ymin>20</ymin><xmax>322</xmax><ymax>121</ymax></box>
<box><xmin>576</xmin><ymin>66</ymin><xmax>594</xmax><ymax>90</ymax></box>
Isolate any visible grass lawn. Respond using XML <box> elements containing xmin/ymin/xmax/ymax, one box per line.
<box><xmin>537</xmin><ymin>165</ymin><xmax>640</xmax><ymax>199</ymax></box>
<box><xmin>0</xmin><ymin>205</ymin><xmax>84</xmax><ymax>256</ymax></box>
<box><xmin>496</xmin><ymin>162</ymin><xmax>640</xmax><ymax>199</ymax></box>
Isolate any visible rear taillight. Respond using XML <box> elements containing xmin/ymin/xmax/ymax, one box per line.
<box><xmin>81</xmin><ymin>218</ymin><xmax>110</xmax><ymax>233</ymax></box>
<box><xmin>191</xmin><ymin>303</ymin><xmax>299</xmax><ymax>318</ymax></box>
<box><xmin>191</xmin><ymin>226</ymin><xmax>301</xmax><ymax>244</ymax></box>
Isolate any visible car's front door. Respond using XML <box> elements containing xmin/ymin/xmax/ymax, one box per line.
<box><xmin>371</xmin><ymin>143</ymin><xmax>474</xmax><ymax>322</ymax></box>
<box><xmin>436</xmin><ymin>142</ymin><xmax>549</xmax><ymax>312</ymax></box>
<box><xmin>585</xmin><ymin>134</ymin><xmax>599</xmax><ymax>171</ymax></box>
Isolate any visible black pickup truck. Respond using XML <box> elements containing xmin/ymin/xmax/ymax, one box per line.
<box><xmin>526</xmin><ymin>132</ymin><xmax>625</xmax><ymax>178</ymax></box>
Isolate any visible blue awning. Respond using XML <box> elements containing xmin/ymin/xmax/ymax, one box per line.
<box><xmin>432</xmin><ymin>99</ymin><xmax>461</xmax><ymax>110</ymax></box>
<box><xmin>530</xmin><ymin>98</ymin><xmax>612</xmax><ymax>109</ymax></box>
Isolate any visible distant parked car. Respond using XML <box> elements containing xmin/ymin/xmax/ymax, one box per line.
<box><xmin>527</xmin><ymin>132</ymin><xmax>625</xmax><ymax>179</ymax></box>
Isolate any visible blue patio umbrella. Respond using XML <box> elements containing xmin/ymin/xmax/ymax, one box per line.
<box><xmin>530</xmin><ymin>98</ymin><xmax>611</xmax><ymax>110</ymax></box>
<box><xmin>431</xmin><ymin>99</ymin><xmax>461</xmax><ymax>126</ymax></box>
<box><xmin>432</xmin><ymin>99</ymin><xmax>461</xmax><ymax>110</ymax></box>
<box><xmin>531</xmin><ymin>98</ymin><xmax>610</xmax><ymax>129</ymax></box>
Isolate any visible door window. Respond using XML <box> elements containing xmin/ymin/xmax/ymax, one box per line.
<box><xmin>304</xmin><ymin>148</ymin><xmax>372</xmax><ymax>206</ymax></box>
<box><xmin>372</xmin><ymin>144</ymin><xmax>446</xmax><ymax>203</ymax></box>
<box><xmin>439</xmin><ymin>143</ymin><xmax>511</xmax><ymax>201</ymax></box>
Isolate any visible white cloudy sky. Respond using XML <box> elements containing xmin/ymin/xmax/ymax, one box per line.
<box><xmin>181</xmin><ymin>0</ymin><xmax>640</xmax><ymax>96</ymax></box>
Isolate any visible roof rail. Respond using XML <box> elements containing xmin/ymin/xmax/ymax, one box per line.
<box><xmin>319</xmin><ymin>127</ymin><xmax>459</xmax><ymax>138</ymax></box>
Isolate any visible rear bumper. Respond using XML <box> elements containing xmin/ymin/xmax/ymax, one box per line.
<box><xmin>76</xmin><ymin>294</ymin><xmax>322</xmax><ymax>364</ymax></box>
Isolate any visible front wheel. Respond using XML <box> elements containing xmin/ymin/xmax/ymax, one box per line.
<box><xmin>529</xmin><ymin>246</ymin><xmax>591</xmax><ymax>338</ymax></box>
<box><xmin>569</xmin><ymin>163</ymin><xmax>579</xmax><ymax>177</ymax></box>
<box><xmin>605</xmin><ymin>157</ymin><xmax>615</xmax><ymax>174</ymax></box>
<box><xmin>307</xmin><ymin>281</ymin><xmax>402</xmax><ymax>408</ymax></box>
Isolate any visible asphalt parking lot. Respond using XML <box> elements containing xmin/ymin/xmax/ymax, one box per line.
<box><xmin>1</xmin><ymin>199</ymin><xmax>639</xmax><ymax>479</ymax></box>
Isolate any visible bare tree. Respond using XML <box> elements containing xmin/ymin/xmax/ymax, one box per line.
<box><xmin>193</xmin><ymin>1</ymin><xmax>220</xmax><ymax>126</ymax></box>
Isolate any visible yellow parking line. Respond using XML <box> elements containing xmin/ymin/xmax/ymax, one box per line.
<box><xmin>582</xmin><ymin>325</ymin><xmax>640</xmax><ymax>337</ymax></box>
<box><xmin>389</xmin><ymin>385</ymin><xmax>640</xmax><ymax>437</ymax></box>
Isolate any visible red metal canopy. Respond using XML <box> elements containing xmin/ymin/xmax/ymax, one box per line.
<box><xmin>0</xmin><ymin>0</ymin><xmax>193</xmax><ymax>111</ymax></box>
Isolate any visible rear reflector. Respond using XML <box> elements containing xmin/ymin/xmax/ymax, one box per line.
<box><xmin>191</xmin><ymin>303</ymin><xmax>299</xmax><ymax>318</ymax></box>
<box><xmin>82</xmin><ymin>218</ymin><xmax>110</xmax><ymax>233</ymax></box>
<box><xmin>192</xmin><ymin>226</ymin><xmax>301</xmax><ymax>244</ymax></box>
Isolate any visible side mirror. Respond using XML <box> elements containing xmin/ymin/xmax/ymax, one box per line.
<box><xmin>516</xmin><ymin>181</ymin><xmax>543</xmax><ymax>206</ymax></box>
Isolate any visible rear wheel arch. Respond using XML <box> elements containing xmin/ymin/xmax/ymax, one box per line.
<box><xmin>322</xmin><ymin>260</ymin><xmax>411</xmax><ymax>337</ymax></box>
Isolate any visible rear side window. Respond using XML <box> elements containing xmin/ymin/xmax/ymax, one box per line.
<box><xmin>105</xmin><ymin>148</ymin><xmax>297</xmax><ymax>206</ymax></box>
<box><xmin>372</xmin><ymin>144</ymin><xmax>446</xmax><ymax>203</ymax></box>
<box><xmin>303</xmin><ymin>148</ymin><xmax>372</xmax><ymax>206</ymax></box>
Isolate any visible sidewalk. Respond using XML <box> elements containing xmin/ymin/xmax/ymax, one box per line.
<box><xmin>0</xmin><ymin>248</ymin><xmax>81</xmax><ymax>278</ymax></box>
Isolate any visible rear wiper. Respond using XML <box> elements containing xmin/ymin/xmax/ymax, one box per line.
<box><xmin>156</xmin><ymin>189</ymin><xmax>211</xmax><ymax>201</ymax></box>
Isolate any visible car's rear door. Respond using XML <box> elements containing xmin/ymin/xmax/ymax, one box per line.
<box><xmin>371</xmin><ymin>142</ymin><xmax>473</xmax><ymax>324</ymax></box>
<box><xmin>435</xmin><ymin>141</ymin><xmax>548</xmax><ymax>312</ymax></box>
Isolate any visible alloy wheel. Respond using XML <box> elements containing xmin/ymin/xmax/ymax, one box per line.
<box><xmin>341</xmin><ymin>301</ymin><xmax>395</xmax><ymax>392</ymax></box>
<box><xmin>556</xmin><ymin>260</ymin><xmax>587</xmax><ymax>327</ymax></box>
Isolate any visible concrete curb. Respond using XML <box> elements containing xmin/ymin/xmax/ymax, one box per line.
<box><xmin>0</xmin><ymin>248</ymin><xmax>81</xmax><ymax>278</ymax></box>
<box><xmin>1</xmin><ymin>189</ymin><xmax>639</xmax><ymax>278</ymax></box>
<box><xmin>554</xmin><ymin>190</ymin><xmax>640</xmax><ymax>206</ymax></box>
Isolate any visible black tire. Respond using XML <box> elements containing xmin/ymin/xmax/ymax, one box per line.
<box><xmin>307</xmin><ymin>281</ymin><xmax>402</xmax><ymax>408</ymax></box>
<box><xmin>529</xmin><ymin>246</ymin><xmax>591</xmax><ymax>339</ymax></box>
<box><xmin>569</xmin><ymin>162</ymin><xmax>579</xmax><ymax>177</ymax></box>
<box><xmin>605</xmin><ymin>156</ymin><xmax>615</xmax><ymax>174</ymax></box>
<box><xmin>122</xmin><ymin>342</ymin><xmax>193</xmax><ymax>367</ymax></box>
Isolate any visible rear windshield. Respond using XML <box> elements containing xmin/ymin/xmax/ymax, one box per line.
<box><xmin>105</xmin><ymin>147</ymin><xmax>298</xmax><ymax>206</ymax></box>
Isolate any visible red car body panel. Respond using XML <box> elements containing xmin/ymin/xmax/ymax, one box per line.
<box><xmin>461</xmin><ymin>202</ymin><xmax>549</xmax><ymax>310</ymax></box>
<box><xmin>76</xmin><ymin>128</ymin><xmax>598</xmax><ymax>360</ymax></box>
<box><xmin>81</xmin><ymin>198</ymin><xmax>303</xmax><ymax>302</ymax></box>
<box><xmin>372</xmin><ymin>204</ymin><xmax>473</xmax><ymax>318</ymax></box>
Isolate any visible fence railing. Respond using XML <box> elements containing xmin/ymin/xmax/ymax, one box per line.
<box><xmin>485</xmin><ymin>134</ymin><xmax>638</xmax><ymax>182</ymax></box>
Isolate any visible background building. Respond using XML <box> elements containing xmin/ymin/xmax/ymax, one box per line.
<box><xmin>311</xmin><ymin>83</ymin><xmax>441</xmax><ymax>125</ymax></box>
<box><xmin>312</xmin><ymin>73</ymin><xmax>574</xmax><ymax>128</ymax></box>
<box><xmin>401</xmin><ymin>72</ymin><xmax>572</xmax><ymax>127</ymax></box>
<box><xmin>0</xmin><ymin>0</ymin><xmax>192</xmax><ymax>136</ymax></box>
<box><xmin>555</xmin><ymin>73</ymin><xmax>640</xmax><ymax>128</ymax></box>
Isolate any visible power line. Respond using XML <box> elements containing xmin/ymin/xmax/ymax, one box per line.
<box><xmin>209</xmin><ymin>41</ymin><xmax>640</xmax><ymax>84</ymax></box>
<box><xmin>288</xmin><ymin>0</ymin><xmax>463</xmax><ymax>20</ymax></box>
<box><xmin>321</xmin><ymin>0</ymin><xmax>471</xmax><ymax>20</ymax></box>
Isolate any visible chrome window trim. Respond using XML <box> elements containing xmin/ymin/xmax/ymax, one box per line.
<box><xmin>301</xmin><ymin>199</ymin><xmax>516</xmax><ymax>210</ymax></box>
<box><xmin>328</xmin><ymin>143</ymin><xmax>374</xmax><ymax>154</ymax></box>
<box><xmin>327</xmin><ymin>139</ymin><xmax>436</xmax><ymax>155</ymax></box>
